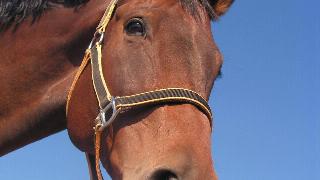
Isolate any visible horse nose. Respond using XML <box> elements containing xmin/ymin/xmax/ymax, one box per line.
<box><xmin>149</xmin><ymin>169</ymin><xmax>179</xmax><ymax>180</ymax></box>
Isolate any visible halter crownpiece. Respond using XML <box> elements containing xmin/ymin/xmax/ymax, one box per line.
<box><xmin>66</xmin><ymin>0</ymin><xmax>213</xmax><ymax>179</ymax></box>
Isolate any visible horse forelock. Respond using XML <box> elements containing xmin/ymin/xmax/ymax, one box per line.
<box><xmin>0</xmin><ymin>0</ymin><xmax>87</xmax><ymax>30</ymax></box>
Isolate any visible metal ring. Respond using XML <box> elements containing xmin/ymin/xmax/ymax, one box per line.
<box><xmin>95</xmin><ymin>97</ymin><xmax>120</xmax><ymax>131</ymax></box>
<box><xmin>88</xmin><ymin>38</ymin><xmax>94</xmax><ymax>49</ymax></box>
<box><xmin>97</xmin><ymin>33</ymin><xmax>104</xmax><ymax>45</ymax></box>
<box><xmin>88</xmin><ymin>32</ymin><xmax>104</xmax><ymax>49</ymax></box>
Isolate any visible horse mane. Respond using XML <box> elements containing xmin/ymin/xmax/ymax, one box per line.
<box><xmin>0</xmin><ymin>0</ymin><xmax>215</xmax><ymax>31</ymax></box>
<box><xmin>0</xmin><ymin>0</ymin><xmax>87</xmax><ymax>30</ymax></box>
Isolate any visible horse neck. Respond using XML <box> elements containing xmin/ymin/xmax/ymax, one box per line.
<box><xmin>0</xmin><ymin>0</ymin><xmax>113</xmax><ymax>117</ymax></box>
<box><xmin>0</xmin><ymin>0</ymin><xmax>106</xmax><ymax>155</ymax></box>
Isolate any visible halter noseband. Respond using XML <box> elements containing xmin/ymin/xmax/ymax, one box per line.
<box><xmin>66</xmin><ymin>0</ymin><xmax>212</xmax><ymax>179</ymax></box>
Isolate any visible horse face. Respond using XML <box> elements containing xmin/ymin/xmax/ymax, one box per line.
<box><xmin>67</xmin><ymin>0</ymin><xmax>233</xmax><ymax>179</ymax></box>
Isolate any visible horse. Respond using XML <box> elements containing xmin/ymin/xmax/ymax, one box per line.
<box><xmin>0</xmin><ymin>0</ymin><xmax>233</xmax><ymax>179</ymax></box>
<box><xmin>0</xmin><ymin>0</ymin><xmax>94</xmax><ymax>155</ymax></box>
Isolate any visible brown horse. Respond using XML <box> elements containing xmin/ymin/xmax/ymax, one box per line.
<box><xmin>67</xmin><ymin>0</ymin><xmax>233</xmax><ymax>179</ymax></box>
<box><xmin>0</xmin><ymin>0</ymin><xmax>111</xmax><ymax>155</ymax></box>
<box><xmin>0</xmin><ymin>0</ymin><xmax>233</xmax><ymax>179</ymax></box>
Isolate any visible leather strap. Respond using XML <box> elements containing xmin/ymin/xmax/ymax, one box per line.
<box><xmin>114</xmin><ymin>88</ymin><xmax>212</xmax><ymax>123</ymax></box>
<box><xmin>90</xmin><ymin>44</ymin><xmax>111</xmax><ymax>108</ymax></box>
<box><xmin>85</xmin><ymin>153</ymin><xmax>98</xmax><ymax>180</ymax></box>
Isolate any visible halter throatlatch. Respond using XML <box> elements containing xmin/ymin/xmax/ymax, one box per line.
<box><xmin>66</xmin><ymin>0</ymin><xmax>213</xmax><ymax>179</ymax></box>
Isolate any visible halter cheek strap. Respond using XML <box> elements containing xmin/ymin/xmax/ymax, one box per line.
<box><xmin>66</xmin><ymin>0</ymin><xmax>213</xmax><ymax>179</ymax></box>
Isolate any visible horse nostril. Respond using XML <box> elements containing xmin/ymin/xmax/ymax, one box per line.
<box><xmin>150</xmin><ymin>169</ymin><xmax>178</xmax><ymax>180</ymax></box>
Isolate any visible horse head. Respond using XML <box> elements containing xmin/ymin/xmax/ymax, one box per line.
<box><xmin>67</xmin><ymin>0</ymin><xmax>233</xmax><ymax>179</ymax></box>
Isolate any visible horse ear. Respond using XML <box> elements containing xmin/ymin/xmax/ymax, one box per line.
<box><xmin>210</xmin><ymin>0</ymin><xmax>234</xmax><ymax>17</ymax></box>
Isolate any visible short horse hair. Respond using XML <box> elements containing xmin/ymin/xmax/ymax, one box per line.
<box><xmin>0</xmin><ymin>0</ymin><xmax>215</xmax><ymax>31</ymax></box>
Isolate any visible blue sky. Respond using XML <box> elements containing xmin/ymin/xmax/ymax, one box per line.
<box><xmin>1</xmin><ymin>0</ymin><xmax>319</xmax><ymax>179</ymax></box>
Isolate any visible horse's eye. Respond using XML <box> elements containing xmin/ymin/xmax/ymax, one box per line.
<box><xmin>125</xmin><ymin>18</ymin><xmax>146</xmax><ymax>36</ymax></box>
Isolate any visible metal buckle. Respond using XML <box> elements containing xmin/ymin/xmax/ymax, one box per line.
<box><xmin>88</xmin><ymin>31</ymin><xmax>105</xmax><ymax>49</ymax></box>
<box><xmin>95</xmin><ymin>97</ymin><xmax>120</xmax><ymax>131</ymax></box>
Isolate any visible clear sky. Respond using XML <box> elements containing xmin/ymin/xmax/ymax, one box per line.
<box><xmin>1</xmin><ymin>0</ymin><xmax>319</xmax><ymax>179</ymax></box>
